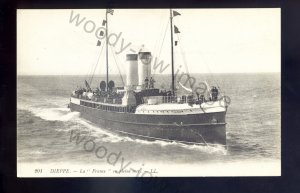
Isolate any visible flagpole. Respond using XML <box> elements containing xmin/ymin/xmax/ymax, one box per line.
<box><xmin>106</xmin><ymin>10</ymin><xmax>109</xmax><ymax>91</ymax></box>
<box><xmin>170</xmin><ymin>9</ymin><xmax>175</xmax><ymax>96</ymax></box>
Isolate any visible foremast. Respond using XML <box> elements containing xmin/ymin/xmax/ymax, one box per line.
<box><xmin>105</xmin><ymin>9</ymin><xmax>114</xmax><ymax>91</ymax></box>
<box><xmin>170</xmin><ymin>9</ymin><xmax>175</xmax><ymax>96</ymax></box>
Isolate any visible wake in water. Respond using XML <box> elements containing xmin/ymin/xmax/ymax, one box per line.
<box><xmin>17</xmin><ymin>74</ymin><xmax>281</xmax><ymax>172</ymax></box>
<box><xmin>31</xmin><ymin>107</ymin><xmax>80</xmax><ymax>122</ymax></box>
<box><xmin>19</xmin><ymin>104</ymin><xmax>227</xmax><ymax>155</ymax></box>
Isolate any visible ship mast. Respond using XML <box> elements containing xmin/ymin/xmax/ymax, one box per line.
<box><xmin>170</xmin><ymin>9</ymin><xmax>175</xmax><ymax>96</ymax></box>
<box><xmin>105</xmin><ymin>10</ymin><xmax>109</xmax><ymax>91</ymax></box>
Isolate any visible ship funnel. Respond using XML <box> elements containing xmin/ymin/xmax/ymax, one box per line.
<box><xmin>138</xmin><ymin>45</ymin><xmax>152</xmax><ymax>90</ymax></box>
<box><xmin>126</xmin><ymin>54</ymin><xmax>138</xmax><ymax>89</ymax></box>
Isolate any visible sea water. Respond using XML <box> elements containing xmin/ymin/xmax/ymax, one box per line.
<box><xmin>17</xmin><ymin>73</ymin><xmax>280</xmax><ymax>176</ymax></box>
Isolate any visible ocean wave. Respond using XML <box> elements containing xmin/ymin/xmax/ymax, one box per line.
<box><xmin>18</xmin><ymin>103</ymin><xmax>227</xmax><ymax>156</ymax></box>
<box><xmin>28</xmin><ymin>150</ymin><xmax>47</xmax><ymax>156</ymax></box>
<box><xmin>27</xmin><ymin>107</ymin><xmax>80</xmax><ymax>122</ymax></box>
<box><xmin>121</xmin><ymin>137</ymin><xmax>227</xmax><ymax>154</ymax></box>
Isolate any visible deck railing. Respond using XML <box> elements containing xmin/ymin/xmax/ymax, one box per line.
<box><xmin>144</xmin><ymin>95</ymin><xmax>194</xmax><ymax>104</ymax></box>
<box><xmin>72</xmin><ymin>93</ymin><xmax>196</xmax><ymax>106</ymax></box>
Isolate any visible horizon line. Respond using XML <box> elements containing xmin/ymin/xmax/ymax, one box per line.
<box><xmin>17</xmin><ymin>72</ymin><xmax>280</xmax><ymax>76</ymax></box>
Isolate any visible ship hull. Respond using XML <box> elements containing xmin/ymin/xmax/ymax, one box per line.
<box><xmin>70</xmin><ymin>102</ymin><xmax>227</xmax><ymax>145</ymax></box>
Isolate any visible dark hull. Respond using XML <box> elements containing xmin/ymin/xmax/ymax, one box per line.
<box><xmin>70</xmin><ymin>103</ymin><xmax>227</xmax><ymax>145</ymax></box>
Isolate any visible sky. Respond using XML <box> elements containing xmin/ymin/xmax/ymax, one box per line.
<box><xmin>17</xmin><ymin>9</ymin><xmax>280</xmax><ymax>75</ymax></box>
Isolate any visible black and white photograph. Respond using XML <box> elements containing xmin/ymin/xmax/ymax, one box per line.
<box><xmin>17</xmin><ymin>8</ymin><xmax>280</xmax><ymax>177</ymax></box>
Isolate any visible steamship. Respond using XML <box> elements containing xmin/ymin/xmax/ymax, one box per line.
<box><xmin>69</xmin><ymin>9</ymin><xmax>229</xmax><ymax>146</ymax></box>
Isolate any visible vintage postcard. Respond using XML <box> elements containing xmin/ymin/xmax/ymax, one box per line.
<box><xmin>17</xmin><ymin>8</ymin><xmax>280</xmax><ymax>177</ymax></box>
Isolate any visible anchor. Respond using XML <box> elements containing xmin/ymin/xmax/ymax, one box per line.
<box><xmin>191</xmin><ymin>129</ymin><xmax>209</xmax><ymax>147</ymax></box>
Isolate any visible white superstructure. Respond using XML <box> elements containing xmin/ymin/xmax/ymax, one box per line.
<box><xmin>135</xmin><ymin>99</ymin><xmax>227</xmax><ymax>115</ymax></box>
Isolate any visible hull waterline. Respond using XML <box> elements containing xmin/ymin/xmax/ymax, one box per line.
<box><xmin>70</xmin><ymin>102</ymin><xmax>227</xmax><ymax>145</ymax></box>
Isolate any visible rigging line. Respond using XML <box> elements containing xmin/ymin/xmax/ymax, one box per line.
<box><xmin>85</xmin><ymin>41</ymin><xmax>104</xmax><ymax>84</ymax></box>
<box><xmin>176</xmin><ymin>34</ymin><xmax>190</xmax><ymax>75</ymax></box>
<box><xmin>152</xmin><ymin>10</ymin><xmax>166</xmax><ymax>58</ymax></box>
<box><xmin>153</xmin><ymin>19</ymin><xmax>170</xmax><ymax>77</ymax></box>
<box><xmin>85</xmin><ymin>52</ymin><xmax>98</xmax><ymax>85</ymax></box>
<box><xmin>84</xmin><ymin>44</ymin><xmax>96</xmax><ymax>82</ymax></box>
<box><xmin>207</xmin><ymin>57</ymin><xmax>222</xmax><ymax>91</ymax></box>
<box><xmin>110</xmin><ymin>45</ymin><xmax>125</xmax><ymax>86</ymax></box>
<box><xmin>176</xmin><ymin>33</ymin><xmax>196</xmax><ymax>91</ymax></box>
<box><xmin>114</xmin><ymin>48</ymin><xmax>126</xmax><ymax>75</ymax></box>
<box><xmin>84</xmin><ymin>11</ymin><xmax>108</xmax><ymax>87</ymax></box>
<box><xmin>75</xmin><ymin>38</ymin><xmax>101</xmax><ymax>83</ymax></box>
<box><xmin>72</xmin><ymin>29</ymin><xmax>101</xmax><ymax>45</ymax></box>
<box><xmin>173</xmin><ymin>14</ymin><xmax>188</xmax><ymax>74</ymax></box>
<box><xmin>109</xmin><ymin>44</ymin><xmax>126</xmax><ymax>79</ymax></box>
<box><xmin>87</xmin><ymin>49</ymin><xmax>100</xmax><ymax>84</ymax></box>
<box><xmin>176</xmin><ymin>17</ymin><xmax>221</xmax><ymax>92</ymax></box>
<box><xmin>198</xmin><ymin>50</ymin><xmax>222</xmax><ymax>92</ymax></box>
<box><xmin>89</xmin><ymin>40</ymin><xmax>105</xmax><ymax>86</ymax></box>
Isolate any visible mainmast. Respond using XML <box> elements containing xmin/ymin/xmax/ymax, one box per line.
<box><xmin>105</xmin><ymin>10</ymin><xmax>109</xmax><ymax>91</ymax></box>
<box><xmin>170</xmin><ymin>9</ymin><xmax>175</xmax><ymax>96</ymax></box>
